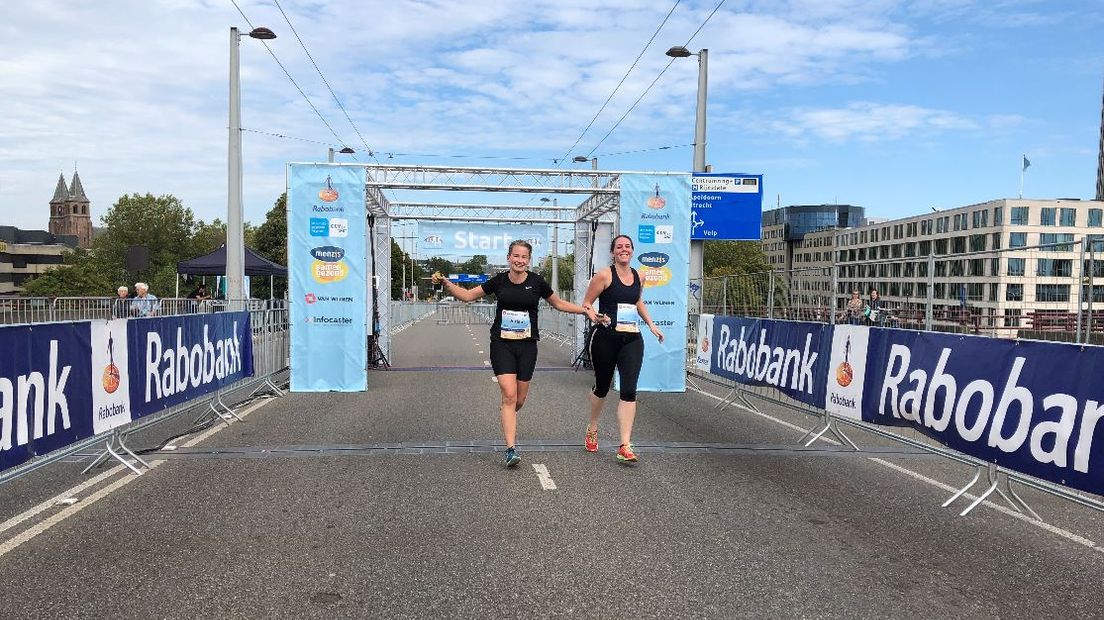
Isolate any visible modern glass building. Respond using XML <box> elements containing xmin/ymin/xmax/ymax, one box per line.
<box><xmin>761</xmin><ymin>204</ymin><xmax>865</xmax><ymax>268</ymax></box>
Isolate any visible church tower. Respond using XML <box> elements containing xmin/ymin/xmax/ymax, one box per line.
<box><xmin>48</xmin><ymin>171</ymin><xmax>93</xmax><ymax>248</ymax></box>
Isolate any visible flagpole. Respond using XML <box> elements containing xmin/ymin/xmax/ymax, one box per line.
<box><xmin>1020</xmin><ymin>154</ymin><xmax>1025</xmax><ymax>199</ymax></box>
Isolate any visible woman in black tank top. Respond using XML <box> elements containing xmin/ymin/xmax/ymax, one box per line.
<box><xmin>579</xmin><ymin>234</ymin><xmax>665</xmax><ymax>462</ymax></box>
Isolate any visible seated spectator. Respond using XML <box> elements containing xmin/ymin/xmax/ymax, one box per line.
<box><xmin>131</xmin><ymin>282</ymin><xmax>160</xmax><ymax>317</ymax></box>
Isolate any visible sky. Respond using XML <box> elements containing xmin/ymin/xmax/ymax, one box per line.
<box><xmin>2</xmin><ymin>0</ymin><xmax>1103</xmax><ymax>252</ymax></box>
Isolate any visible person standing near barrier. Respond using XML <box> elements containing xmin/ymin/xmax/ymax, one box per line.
<box><xmin>580</xmin><ymin>234</ymin><xmax>664</xmax><ymax>463</ymax></box>
<box><xmin>112</xmin><ymin>285</ymin><xmax>131</xmax><ymax>319</ymax></box>
<box><xmin>431</xmin><ymin>240</ymin><xmax>598</xmax><ymax>467</ymax></box>
<box><xmin>131</xmin><ymin>282</ymin><xmax>160</xmax><ymax>317</ymax></box>
<box><xmin>839</xmin><ymin>290</ymin><xmax>863</xmax><ymax>325</ymax></box>
<box><xmin>865</xmin><ymin>287</ymin><xmax>884</xmax><ymax>326</ymax></box>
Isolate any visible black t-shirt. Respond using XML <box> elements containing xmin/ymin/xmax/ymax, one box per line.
<box><xmin>481</xmin><ymin>271</ymin><xmax>554</xmax><ymax>341</ymax></box>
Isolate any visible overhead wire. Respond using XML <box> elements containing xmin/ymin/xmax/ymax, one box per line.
<box><xmin>270</xmin><ymin>0</ymin><xmax>381</xmax><ymax>163</ymax></box>
<box><xmin>580</xmin><ymin>0</ymin><xmax>728</xmax><ymax>160</ymax></box>
<box><xmin>553</xmin><ymin>0</ymin><xmax>681</xmax><ymax>168</ymax></box>
<box><xmin>228</xmin><ymin>0</ymin><xmax>355</xmax><ymax>159</ymax></box>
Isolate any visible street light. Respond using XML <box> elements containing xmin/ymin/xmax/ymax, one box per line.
<box><xmin>327</xmin><ymin>146</ymin><xmax>356</xmax><ymax>162</ymax></box>
<box><xmin>541</xmin><ymin>198</ymin><xmax>560</xmax><ymax>291</ymax></box>
<box><xmin>228</xmin><ymin>25</ymin><xmax>276</xmax><ymax>302</ymax></box>
<box><xmin>666</xmin><ymin>45</ymin><xmax>708</xmax><ymax>312</ymax></box>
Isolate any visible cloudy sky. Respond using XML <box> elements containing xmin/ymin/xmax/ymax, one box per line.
<box><xmin>2</xmin><ymin>0</ymin><xmax>1103</xmax><ymax>240</ymax></box>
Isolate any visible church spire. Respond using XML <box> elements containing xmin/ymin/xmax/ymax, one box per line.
<box><xmin>51</xmin><ymin>173</ymin><xmax>69</xmax><ymax>204</ymax></box>
<box><xmin>69</xmin><ymin>170</ymin><xmax>88</xmax><ymax>202</ymax></box>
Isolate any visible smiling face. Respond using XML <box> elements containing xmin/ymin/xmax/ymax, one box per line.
<box><xmin>611</xmin><ymin>235</ymin><xmax>634</xmax><ymax>265</ymax></box>
<box><xmin>506</xmin><ymin>241</ymin><xmax>531</xmax><ymax>273</ymax></box>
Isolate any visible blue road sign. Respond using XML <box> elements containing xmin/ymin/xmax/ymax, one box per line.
<box><xmin>691</xmin><ymin>173</ymin><xmax>763</xmax><ymax>240</ymax></box>
<box><xmin>449</xmin><ymin>273</ymin><xmax>489</xmax><ymax>283</ymax></box>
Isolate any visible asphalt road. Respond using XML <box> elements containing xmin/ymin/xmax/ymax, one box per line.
<box><xmin>1</xmin><ymin>317</ymin><xmax>1103</xmax><ymax>619</ymax></box>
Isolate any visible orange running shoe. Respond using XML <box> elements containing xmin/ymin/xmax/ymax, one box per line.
<box><xmin>585</xmin><ymin>427</ymin><xmax>599</xmax><ymax>452</ymax></box>
<box><xmin>616</xmin><ymin>443</ymin><xmax>639</xmax><ymax>462</ymax></box>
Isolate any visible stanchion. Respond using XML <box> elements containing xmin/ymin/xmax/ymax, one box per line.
<box><xmin>81</xmin><ymin>429</ymin><xmax>151</xmax><ymax>476</ymax></box>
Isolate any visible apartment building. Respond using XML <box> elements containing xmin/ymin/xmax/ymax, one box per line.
<box><xmin>831</xmin><ymin>198</ymin><xmax>1104</xmax><ymax>331</ymax></box>
<box><xmin>761</xmin><ymin>204</ymin><xmax>865</xmax><ymax>270</ymax></box>
<box><xmin>0</xmin><ymin>226</ymin><xmax>78</xmax><ymax>295</ymax></box>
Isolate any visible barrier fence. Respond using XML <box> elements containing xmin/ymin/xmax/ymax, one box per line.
<box><xmin>0</xmin><ymin>301</ymin><xmax>290</xmax><ymax>484</ymax></box>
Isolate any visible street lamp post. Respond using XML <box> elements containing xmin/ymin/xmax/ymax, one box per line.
<box><xmin>228</xmin><ymin>26</ymin><xmax>276</xmax><ymax>302</ymax></box>
<box><xmin>667</xmin><ymin>45</ymin><xmax>708</xmax><ymax>313</ymax></box>
<box><xmin>541</xmin><ymin>198</ymin><xmax>559</xmax><ymax>291</ymax></box>
<box><xmin>327</xmin><ymin>146</ymin><xmax>356</xmax><ymax>163</ymax></box>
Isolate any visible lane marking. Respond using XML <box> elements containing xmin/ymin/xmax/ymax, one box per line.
<box><xmin>687</xmin><ymin>385</ymin><xmax>1101</xmax><ymax>552</ymax></box>
<box><xmin>532</xmin><ymin>464</ymin><xmax>557</xmax><ymax>491</ymax></box>
<box><xmin>483</xmin><ymin>360</ymin><xmax>490</xmax><ymax>366</ymax></box>
<box><xmin>0</xmin><ymin>398</ymin><xmax>271</xmax><ymax>558</ymax></box>
<box><xmin>0</xmin><ymin>464</ymin><xmax>127</xmax><ymax>537</ymax></box>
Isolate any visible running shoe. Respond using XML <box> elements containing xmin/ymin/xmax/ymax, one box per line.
<box><xmin>503</xmin><ymin>447</ymin><xmax>521</xmax><ymax>467</ymax></box>
<box><xmin>585</xmin><ymin>427</ymin><xmax>599</xmax><ymax>452</ymax></box>
<box><xmin>616</xmin><ymin>443</ymin><xmax>639</xmax><ymax>463</ymax></box>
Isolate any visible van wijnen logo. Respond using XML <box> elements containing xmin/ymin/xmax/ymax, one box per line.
<box><xmin>318</xmin><ymin>175</ymin><xmax>339</xmax><ymax>202</ymax></box>
<box><xmin>102</xmin><ymin>331</ymin><xmax>120</xmax><ymax>394</ymax></box>
<box><xmin>835</xmin><ymin>336</ymin><xmax>853</xmax><ymax>387</ymax></box>
<box><xmin>646</xmin><ymin>183</ymin><xmax>667</xmax><ymax>210</ymax></box>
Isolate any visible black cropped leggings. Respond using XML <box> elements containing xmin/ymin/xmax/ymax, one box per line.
<box><xmin>590</xmin><ymin>327</ymin><xmax>644</xmax><ymax>402</ymax></box>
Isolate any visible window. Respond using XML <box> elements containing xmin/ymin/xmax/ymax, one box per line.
<box><xmin>1039</xmin><ymin>233</ymin><xmax>1074</xmax><ymax>251</ymax></box>
<box><xmin>1060</xmin><ymin>208</ymin><xmax>1076</xmax><ymax>226</ymax></box>
<box><xmin>1005</xmin><ymin>309</ymin><xmax>1022</xmax><ymax>328</ymax></box>
<box><xmin>1007</xmin><ymin>258</ymin><xmax>1025</xmax><ymax>276</ymax></box>
<box><xmin>970</xmin><ymin>234</ymin><xmax>986</xmax><ymax>252</ymax></box>
<box><xmin>1035</xmin><ymin>284</ymin><xmax>1070</xmax><ymax>302</ymax></box>
<box><xmin>994</xmin><ymin>207</ymin><xmax>1004</xmax><ymax>226</ymax></box>
<box><xmin>1040</xmin><ymin>207</ymin><xmax>1056</xmax><ymax>226</ymax></box>
<box><xmin>992</xmin><ymin>232</ymin><xmax>1002</xmax><ymax>250</ymax></box>
<box><xmin>1036</xmin><ymin>259</ymin><xmax>1072</xmax><ymax>277</ymax></box>
<box><xmin>1090</xmin><ymin>209</ymin><xmax>1103</xmax><ymax>227</ymax></box>
<box><xmin>1009</xmin><ymin>232</ymin><xmax>1027</xmax><ymax>248</ymax></box>
<box><xmin>1011</xmin><ymin>207</ymin><xmax>1029</xmax><ymax>225</ymax></box>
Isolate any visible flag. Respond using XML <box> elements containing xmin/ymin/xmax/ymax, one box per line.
<box><xmin>1023</xmin><ymin>155</ymin><xmax>1031</xmax><ymax>171</ymax></box>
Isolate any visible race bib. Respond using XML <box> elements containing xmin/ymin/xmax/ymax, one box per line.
<box><xmin>615</xmin><ymin>303</ymin><xmax>640</xmax><ymax>333</ymax></box>
<box><xmin>500</xmin><ymin>310</ymin><xmax>532</xmax><ymax>340</ymax></box>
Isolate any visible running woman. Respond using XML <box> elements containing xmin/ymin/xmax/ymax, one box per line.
<box><xmin>432</xmin><ymin>240</ymin><xmax>599</xmax><ymax>467</ymax></box>
<box><xmin>580</xmin><ymin>234</ymin><xmax>664</xmax><ymax>462</ymax></box>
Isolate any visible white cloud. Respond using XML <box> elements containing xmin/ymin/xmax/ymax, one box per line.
<box><xmin>768</xmin><ymin>102</ymin><xmax>977</xmax><ymax>142</ymax></box>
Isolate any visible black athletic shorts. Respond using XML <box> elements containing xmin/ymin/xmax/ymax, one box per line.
<box><xmin>489</xmin><ymin>339</ymin><xmax>539</xmax><ymax>381</ymax></box>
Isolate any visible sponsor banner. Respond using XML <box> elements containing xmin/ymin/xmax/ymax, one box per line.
<box><xmin>861</xmin><ymin>329</ymin><xmax>1104</xmax><ymax>495</ymax></box>
<box><xmin>824</xmin><ymin>324</ymin><xmax>870</xmax><ymax>421</ymax></box>
<box><xmin>288</xmin><ymin>164</ymin><xmax>368</xmax><ymax>392</ymax></box>
<box><xmin>618</xmin><ymin>173</ymin><xmax>691</xmax><ymax>392</ymax></box>
<box><xmin>127</xmin><ymin>312</ymin><xmax>254</xmax><ymax>418</ymax></box>
<box><xmin>710</xmin><ymin>316</ymin><xmax>829</xmax><ymax>407</ymax></box>
<box><xmin>90</xmin><ymin>320</ymin><xmax>133</xmax><ymax>434</ymax></box>
<box><xmin>417</xmin><ymin>222</ymin><xmax>549</xmax><ymax>261</ymax></box>
<box><xmin>0</xmin><ymin>322</ymin><xmax>95</xmax><ymax>473</ymax></box>
<box><xmin>694</xmin><ymin>314</ymin><xmax>714</xmax><ymax>372</ymax></box>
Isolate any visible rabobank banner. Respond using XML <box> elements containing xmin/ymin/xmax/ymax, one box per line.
<box><xmin>417</xmin><ymin>222</ymin><xmax>549</xmax><ymax>262</ymax></box>
<box><xmin>127</xmin><ymin>312</ymin><xmax>253</xmax><ymax>418</ymax></box>
<box><xmin>838</xmin><ymin>328</ymin><xmax>1104</xmax><ymax>495</ymax></box>
<box><xmin>708</xmin><ymin>316</ymin><xmax>830</xmax><ymax>407</ymax></box>
<box><xmin>619</xmin><ymin>173</ymin><xmax>690</xmax><ymax>392</ymax></box>
<box><xmin>288</xmin><ymin>164</ymin><xmax>368</xmax><ymax>392</ymax></box>
<box><xmin>0</xmin><ymin>322</ymin><xmax>95</xmax><ymax>473</ymax></box>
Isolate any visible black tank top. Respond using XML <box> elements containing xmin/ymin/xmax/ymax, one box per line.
<box><xmin>598</xmin><ymin>265</ymin><xmax>641</xmax><ymax>319</ymax></box>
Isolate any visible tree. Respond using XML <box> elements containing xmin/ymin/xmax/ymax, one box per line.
<box><xmin>21</xmin><ymin>247</ymin><xmax>121</xmax><ymax>297</ymax></box>
<box><xmin>94</xmin><ymin>193</ymin><xmax>199</xmax><ymax>296</ymax></box>
<box><xmin>703</xmin><ymin>241</ymin><xmax>772</xmax><ymax>277</ymax></box>
<box><xmin>390</xmin><ymin>239</ymin><xmax>426</xmax><ymax>300</ymax></box>
<box><xmin>534</xmin><ymin>253</ymin><xmax>575</xmax><ymax>293</ymax></box>
<box><xmin>253</xmin><ymin>193</ymin><xmax>288</xmax><ymax>299</ymax></box>
<box><xmin>457</xmin><ymin>254</ymin><xmax>488</xmax><ymax>274</ymax></box>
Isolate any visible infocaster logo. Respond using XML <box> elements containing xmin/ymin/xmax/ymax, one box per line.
<box><xmin>637</xmin><ymin>252</ymin><xmax>672</xmax><ymax>288</ymax></box>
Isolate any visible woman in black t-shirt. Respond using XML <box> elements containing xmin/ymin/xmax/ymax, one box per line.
<box><xmin>432</xmin><ymin>240</ymin><xmax>598</xmax><ymax>467</ymax></box>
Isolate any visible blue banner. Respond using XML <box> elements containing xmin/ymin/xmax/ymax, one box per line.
<box><xmin>831</xmin><ymin>328</ymin><xmax>1104</xmax><ymax>495</ymax></box>
<box><xmin>709</xmin><ymin>316</ymin><xmax>830</xmax><ymax>407</ymax></box>
<box><xmin>618</xmin><ymin>173</ymin><xmax>690</xmax><ymax>392</ymax></box>
<box><xmin>127</xmin><ymin>312</ymin><xmax>254</xmax><ymax>418</ymax></box>
<box><xmin>288</xmin><ymin>164</ymin><xmax>368</xmax><ymax>392</ymax></box>
<box><xmin>0</xmin><ymin>322</ymin><xmax>95</xmax><ymax>473</ymax></box>
<box><xmin>691</xmin><ymin>173</ymin><xmax>763</xmax><ymax>240</ymax></box>
<box><xmin>418</xmin><ymin>222</ymin><xmax>549</xmax><ymax>262</ymax></box>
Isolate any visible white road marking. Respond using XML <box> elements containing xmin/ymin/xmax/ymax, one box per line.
<box><xmin>484</xmin><ymin>360</ymin><xmax>490</xmax><ymax>366</ymax></box>
<box><xmin>478</xmin><ymin>350</ymin><xmax>484</xmax><ymax>354</ymax></box>
<box><xmin>0</xmin><ymin>398</ymin><xmax>271</xmax><ymax>558</ymax></box>
<box><xmin>532</xmin><ymin>464</ymin><xmax>557</xmax><ymax>491</ymax></box>
<box><xmin>687</xmin><ymin>385</ymin><xmax>1101</xmax><ymax>552</ymax></box>
<box><xmin>492</xmin><ymin>376</ymin><xmax>499</xmax><ymax>383</ymax></box>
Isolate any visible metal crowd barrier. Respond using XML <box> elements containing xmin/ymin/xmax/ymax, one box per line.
<box><xmin>684</xmin><ymin>311</ymin><xmax>1104</xmax><ymax>518</ymax></box>
<box><xmin>389</xmin><ymin>301</ymin><xmax>437</xmax><ymax>334</ymax></box>
<box><xmin>0</xmin><ymin>302</ymin><xmax>290</xmax><ymax>486</ymax></box>
<box><xmin>434</xmin><ymin>302</ymin><xmax>495</xmax><ymax>325</ymax></box>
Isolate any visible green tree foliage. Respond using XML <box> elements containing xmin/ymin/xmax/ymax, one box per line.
<box><xmin>253</xmin><ymin>193</ymin><xmax>288</xmax><ymax>299</ymax></box>
<box><xmin>457</xmin><ymin>254</ymin><xmax>488</xmax><ymax>274</ymax></box>
<box><xmin>20</xmin><ymin>247</ymin><xmax>121</xmax><ymax>297</ymax></box>
<box><xmin>703</xmin><ymin>241</ymin><xmax>771</xmax><ymax>277</ymax></box>
<box><xmin>390</xmin><ymin>240</ymin><xmax>427</xmax><ymax>300</ymax></box>
<box><xmin>534</xmin><ymin>253</ymin><xmax>575</xmax><ymax>294</ymax></box>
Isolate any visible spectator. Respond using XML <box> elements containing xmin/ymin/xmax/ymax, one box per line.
<box><xmin>131</xmin><ymin>282</ymin><xmax>160</xmax><ymax>317</ymax></box>
<box><xmin>188</xmin><ymin>283</ymin><xmax>212</xmax><ymax>302</ymax></box>
<box><xmin>112</xmin><ymin>285</ymin><xmax>131</xmax><ymax>319</ymax></box>
<box><xmin>839</xmin><ymin>290</ymin><xmax>864</xmax><ymax>325</ymax></box>
<box><xmin>865</xmin><ymin>287</ymin><xmax>884</xmax><ymax>326</ymax></box>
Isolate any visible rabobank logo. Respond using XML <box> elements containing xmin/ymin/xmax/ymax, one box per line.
<box><xmin>638</xmin><ymin>252</ymin><xmax>669</xmax><ymax>267</ymax></box>
<box><xmin>311</xmin><ymin>246</ymin><xmax>345</xmax><ymax>262</ymax></box>
<box><xmin>312</xmin><ymin>204</ymin><xmax>344</xmax><ymax>213</ymax></box>
<box><xmin>318</xmin><ymin>176</ymin><xmax>339</xmax><ymax>202</ymax></box>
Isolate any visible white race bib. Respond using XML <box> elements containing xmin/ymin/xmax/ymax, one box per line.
<box><xmin>615</xmin><ymin>303</ymin><xmax>641</xmax><ymax>333</ymax></box>
<box><xmin>500</xmin><ymin>310</ymin><xmax>532</xmax><ymax>340</ymax></box>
